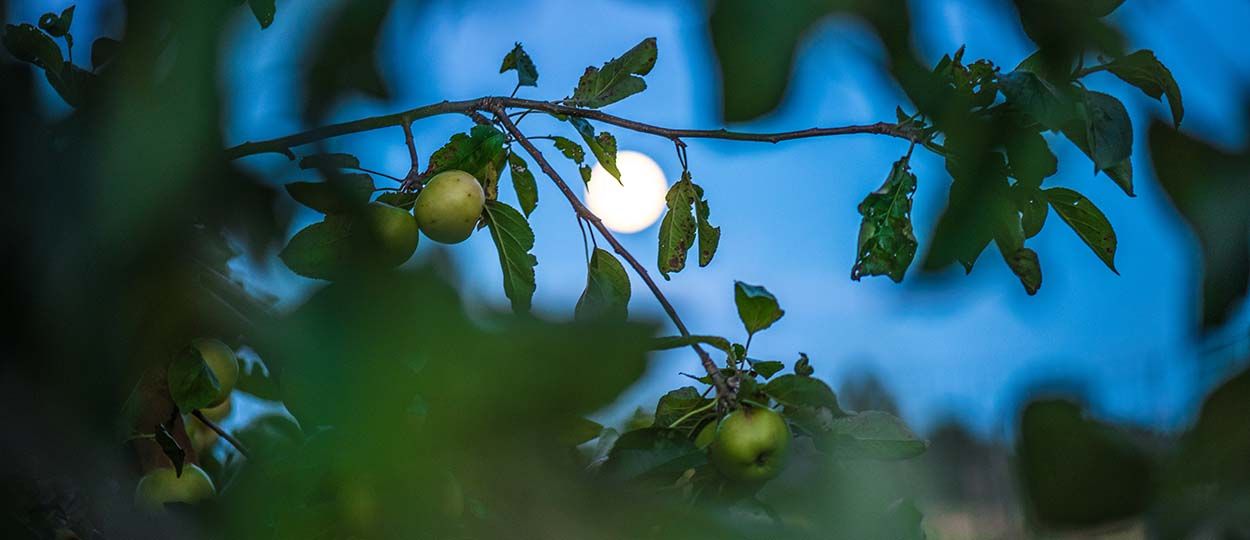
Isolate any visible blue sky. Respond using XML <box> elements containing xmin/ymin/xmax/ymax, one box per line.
<box><xmin>14</xmin><ymin>0</ymin><xmax>1250</xmax><ymax>435</ymax></box>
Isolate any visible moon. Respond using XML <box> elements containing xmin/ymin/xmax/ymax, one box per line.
<box><xmin>584</xmin><ymin>150</ymin><xmax>669</xmax><ymax>234</ymax></box>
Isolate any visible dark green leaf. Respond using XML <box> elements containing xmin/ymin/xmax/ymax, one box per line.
<box><xmin>578</xmin><ymin>165</ymin><xmax>592</xmax><ymax>184</ymax></box>
<box><xmin>284</xmin><ymin>174</ymin><xmax>374</xmax><ymax>214</ymax></box>
<box><xmin>653</xmin><ymin>387</ymin><xmax>712</xmax><ymax>429</ymax></box>
<box><xmin>559</xmin><ymin>417</ymin><xmax>603</xmax><ymax>447</ymax></box>
<box><xmin>38</xmin><ymin>6</ymin><xmax>74</xmax><ymax>38</ymax></box>
<box><xmin>599</xmin><ymin>427</ymin><xmax>706</xmax><ymax>482</ymax></box>
<box><xmin>427</xmin><ymin>125</ymin><xmax>507</xmax><ymax>197</ymax></box>
<box><xmin>551</xmin><ymin>136</ymin><xmax>585</xmax><ymax>164</ymax></box>
<box><xmin>1005</xmin><ymin>129</ymin><xmax>1058</xmax><ymax>186</ymax></box>
<box><xmin>750</xmin><ymin>360</ymin><xmax>784</xmax><ymax>379</ymax></box>
<box><xmin>734</xmin><ymin>281</ymin><xmax>784</xmax><ymax>336</ymax></box>
<box><xmin>279</xmin><ymin>216</ymin><xmax>356</xmax><ymax>280</ymax></box>
<box><xmin>1018</xmin><ymin>186</ymin><xmax>1049</xmax><ymax>238</ymax></box>
<box><xmin>649</xmin><ymin>335</ymin><xmax>732</xmax><ymax>353</ymax></box>
<box><xmin>2</xmin><ymin>23</ymin><xmax>64</xmax><ymax>73</ymax></box>
<box><xmin>764</xmin><ymin>374</ymin><xmax>840</xmax><ymax>412</ymax></box>
<box><xmin>44</xmin><ymin>63</ymin><xmax>95</xmax><ymax>108</ymax></box>
<box><xmin>570</xmin><ymin>37</ymin><xmax>657</xmax><ymax>108</ymax></box>
<box><xmin>375</xmin><ymin>190</ymin><xmax>417</xmax><ymax>209</ymax></box>
<box><xmin>1044</xmin><ymin>187</ymin><xmax>1118</xmax><ymax>273</ymax></box>
<box><xmin>818</xmin><ymin>411</ymin><xmax>927</xmax><ymax>460</ymax></box>
<box><xmin>852</xmin><ymin>157</ymin><xmax>918</xmax><ymax>283</ymax></box>
<box><xmin>575</xmin><ymin>248</ymin><xmax>631</xmax><ymax>322</ymax></box>
<box><xmin>167</xmin><ymin>346</ymin><xmax>222</xmax><ymax>412</ymax></box>
<box><xmin>299</xmin><ymin>153</ymin><xmax>360</xmax><ymax>170</ymax></box>
<box><xmin>1004</xmin><ymin>247</ymin><xmax>1043</xmax><ymax>295</ymax></box>
<box><xmin>657</xmin><ymin>179</ymin><xmax>697</xmax><ymax>279</ymax></box>
<box><xmin>566</xmin><ymin>117</ymin><xmax>620</xmax><ymax>180</ymax></box>
<box><xmin>90</xmin><ymin>37</ymin><xmax>119</xmax><ymax>70</ymax></box>
<box><xmin>248</xmin><ymin>0</ymin><xmax>276</xmax><ymax>29</ymax></box>
<box><xmin>507</xmin><ymin>152</ymin><xmax>538</xmax><ymax>217</ymax></box>
<box><xmin>483</xmin><ymin>200</ymin><xmax>537</xmax><ymax>313</ymax></box>
<box><xmin>499</xmin><ymin>42</ymin><xmax>538</xmax><ymax>87</ymax></box>
<box><xmin>998</xmin><ymin>70</ymin><xmax>1076</xmax><ymax>130</ymax></box>
<box><xmin>1105</xmin><ymin>50</ymin><xmax>1183</xmax><ymax>127</ymax></box>
<box><xmin>1065</xmin><ymin>91</ymin><xmax>1133</xmax><ymax>176</ymax></box>
<box><xmin>694</xmin><ymin>185</ymin><xmax>720</xmax><ymax>267</ymax></box>
<box><xmin>303</xmin><ymin>0</ymin><xmax>393</xmax><ymax>120</ymax></box>
<box><xmin>154</xmin><ymin>423</ymin><xmax>186</xmax><ymax>477</ymax></box>
<box><xmin>794</xmin><ymin>353</ymin><xmax>814</xmax><ymax>377</ymax></box>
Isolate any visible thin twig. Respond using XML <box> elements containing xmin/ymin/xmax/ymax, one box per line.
<box><xmin>401</xmin><ymin>121</ymin><xmax>420</xmax><ymax>190</ymax></box>
<box><xmin>493</xmin><ymin>107</ymin><xmax>732</xmax><ymax>399</ymax></box>
<box><xmin>191</xmin><ymin>410</ymin><xmax>251</xmax><ymax>459</ymax></box>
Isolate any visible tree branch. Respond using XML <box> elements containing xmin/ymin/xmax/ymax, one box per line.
<box><xmin>492</xmin><ymin>107</ymin><xmax>732</xmax><ymax>399</ymax></box>
<box><xmin>191</xmin><ymin>409</ymin><xmax>252</xmax><ymax>459</ymax></box>
<box><xmin>224</xmin><ymin>97</ymin><xmax>918</xmax><ymax>161</ymax></box>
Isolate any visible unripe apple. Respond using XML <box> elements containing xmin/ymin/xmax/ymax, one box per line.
<box><xmin>363</xmin><ymin>201</ymin><xmax>419</xmax><ymax>267</ymax></box>
<box><xmin>134</xmin><ymin>464</ymin><xmax>216</xmax><ymax>512</ymax></box>
<box><xmin>708</xmin><ymin>407</ymin><xmax>791</xmax><ymax>484</ymax></box>
<box><xmin>414</xmin><ymin>170</ymin><xmax>485</xmax><ymax>244</ymax></box>
<box><xmin>191</xmin><ymin>338</ymin><xmax>238</xmax><ymax>407</ymax></box>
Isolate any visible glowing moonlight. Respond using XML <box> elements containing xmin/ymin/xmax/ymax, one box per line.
<box><xmin>585</xmin><ymin>151</ymin><xmax>669</xmax><ymax>234</ymax></box>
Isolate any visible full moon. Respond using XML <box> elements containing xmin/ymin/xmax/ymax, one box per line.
<box><xmin>585</xmin><ymin>150</ymin><xmax>669</xmax><ymax>234</ymax></box>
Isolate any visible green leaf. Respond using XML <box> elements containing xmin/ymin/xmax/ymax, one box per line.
<box><xmin>427</xmin><ymin>125</ymin><xmax>507</xmax><ymax>197</ymax></box>
<box><xmin>1004</xmin><ymin>247</ymin><xmax>1043</xmax><ymax>295</ymax></box>
<box><xmin>1044</xmin><ymin>187</ymin><xmax>1118</xmax><ymax>273</ymax></box>
<box><xmin>694</xmin><ymin>185</ymin><xmax>720</xmax><ymax>267</ymax></box>
<box><xmin>794</xmin><ymin>353</ymin><xmax>814</xmax><ymax>377</ymax></box>
<box><xmin>279</xmin><ymin>216</ymin><xmax>356</xmax><ymax>280</ymax></box>
<box><xmin>852</xmin><ymin>157</ymin><xmax>918</xmax><ymax>283</ymax></box>
<box><xmin>375</xmin><ymin>190</ymin><xmax>417</xmax><ymax>209</ymax></box>
<box><xmin>507</xmin><ymin>152</ymin><xmax>538</xmax><ymax>217</ymax></box>
<box><xmin>818</xmin><ymin>411</ymin><xmax>927</xmax><ymax>460</ymax></box>
<box><xmin>750</xmin><ymin>360</ymin><xmax>784</xmax><ymax>379</ymax></box>
<box><xmin>44</xmin><ymin>63</ymin><xmax>94</xmax><ymax>108</ymax></box>
<box><xmin>657</xmin><ymin>180</ymin><xmax>697</xmax><ymax>279</ymax></box>
<box><xmin>1064</xmin><ymin>91</ymin><xmax>1133</xmax><ymax>177</ymax></box>
<box><xmin>284</xmin><ymin>174</ymin><xmax>374</xmax><ymax>214</ymax></box>
<box><xmin>299</xmin><ymin>152</ymin><xmax>360</xmax><ymax>170</ymax></box>
<box><xmin>599</xmin><ymin>427</ymin><xmax>706</xmax><ymax>482</ymax></box>
<box><xmin>1005</xmin><ymin>129</ymin><xmax>1059</xmax><ymax>186</ymax></box>
<box><xmin>1105</xmin><ymin>50</ymin><xmax>1183</xmax><ymax>127</ymax></box>
<box><xmin>734</xmin><ymin>281</ymin><xmax>784</xmax><ymax>336</ymax></box>
<box><xmin>764</xmin><ymin>374</ymin><xmax>841</xmax><ymax>412</ymax></box>
<box><xmin>575</xmin><ymin>248</ymin><xmax>631</xmax><ymax>322</ymax></box>
<box><xmin>558</xmin><ymin>417</ymin><xmax>603</xmax><ymax>447</ymax></box>
<box><xmin>2</xmin><ymin>23</ymin><xmax>64</xmax><ymax>73</ymax></box>
<box><xmin>570</xmin><ymin>37</ymin><xmax>658</xmax><ymax>108</ymax></box>
<box><xmin>551</xmin><ymin>136</ymin><xmax>585</xmax><ymax>164</ymax></box>
<box><xmin>38</xmin><ymin>6</ymin><xmax>74</xmax><ymax>38</ymax></box>
<box><xmin>578</xmin><ymin>165</ymin><xmax>592</xmax><ymax>184</ymax></box>
<box><xmin>167</xmin><ymin>346</ymin><xmax>222</xmax><ymax>412</ymax></box>
<box><xmin>90</xmin><ymin>37</ymin><xmax>119</xmax><ymax>70</ymax></box>
<box><xmin>154</xmin><ymin>423</ymin><xmax>186</xmax><ymax>477</ymax></box>
<box><xmin>248</xmin><ymin>0</ymin><xmax>276</xmax><ymax>29</ymax></box>
<box><xmin>649</xmin><ymin>335</ymin><xmax>732</xmax><ymax>353</ymax></box>
<box><xmin>998</xmin><ymin>70</ymin><xmax>1076</xmax><ymax>130</ymax></box>
<box><xmin>483</xmin><ymin>200</ymin><xmax>537</xmax><ymax>313</ymax></box>
<box><xmin>567</xmin><ymin>117</ymin><xmax>620</xmax><ymax>180</ymax></box>
<box><xmin>653</xmin><ymin>387</ymin><xmax>712</xmax><ymax>429</ymax></box>
<box><xmin>499</xmin><ymin>42</ymin><xmax>538</xmax><ymax>88</ymax></box>
<box><xmin>1017</xmin><ymin>186</ymin><xmax>1049</xmax><ymax>238</ymax></box>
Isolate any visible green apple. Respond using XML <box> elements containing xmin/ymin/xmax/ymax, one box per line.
<box><xmin>363</xmin><ymin>201</ymin><xmax>419</xmax><ymax>267</ymax></box>
<box><xmin>191</xmin><ymin>338</ymin><xmax>237</xmax><ymax>407</ymax></box>
<box><xmin>708</xmin><ymin>407</ymin><xmax>791</xmax><ymax>484</ymax></box>
<box><xmin>414</xmin><ymin>170</ymin><xmax>485</xmax><ymax>244</ymax></box>
<box><xmin>134</xmin><ymin>464</ymin><xmax>216</xmax><ymax>512</ymax></box>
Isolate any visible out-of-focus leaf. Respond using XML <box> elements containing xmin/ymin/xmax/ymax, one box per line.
<box><xmin>1016</xmin><ymin>399</ymin><xmax>1154</xmax><ymax>528</ymax></box>
<box><xmin>599</xmin><ymin>428</ymin><xmax>706</xmax><ymax>482</ymax></box>
<box><xmin>653</xmin><ymin>387</ymin><xmax>712</xmax><ymax>429</ymax></box>
<box><xmin>1149</xmin><ymin>121</ymin><xmax>1250</xmax><ymax>330</ymax></box>
<box><xmin>559</xmin><ymin>417</ymin><xmax>604</xmax><ymax>447</ymax></box>
<box><xmin>302</xmin><ymin>0</ymin><xmax>393</xmax><ymax>120</ymax></box>
<box><xmin>90</xmin><ymin>36</ymin><xmax>119</xmax><ymax>70</ymax></box>
<box><xmin>45</xmin><ymin>63</ymin><xmax>95</xmax><ymax>108</ymax></box>
<box><xmin>279</xmin><ymin>215</ymin><xmax>355</xmax><ymax>280</ymax></box>
<box><xmin>764</xmin><ymin>374</ymin><xmax>841</xmax><ymax>412</ymax></box>
<box><xmin>1105</xmin><ymin>50</ymin><xmax>1183</xmax><ymax>127</ymax></box>
<box><xmin>567</xmin><ymin>117</ymin><xmax>620</xmax><ymax>180</ymax></box>
<box><xmin>734</xmin><ymin>281</ymin><xmax>784</xmax><ymax>336</ymax></box>
<box><xmin>483</xmin><ymin>200</ymin><xmax>537</xmax><ymax>313</ymax></box>
<box><xmin>817</xmin><ymin>411</ymin><xmax>927</xmax><ymax>460</ymax></box>
<box><xmin>499</xmin><ymin>42</ymin><xmax>538</xmax><ymax>88</ymax></box>
<box><xmin>507</xmin><ymin>152</ymin><xmax>538</xmax><ymax>217</ymax></box>
<box><xmin>575</xmin><ymin>248</ymin><xmax>630</xmax><ymax>322</ymax></box>
<box><xmin>794</xmin><ymin>353</ymin><xmax>814</xmax><ymax>377</ymax></box>
<box><xmin>649</xmin><ymin>335</ymin><xmax>732</xmax><ymax>353</ymax></box>
<box><xmin>852</xmin><ymin>157</ymin><xmax>918</xmax><ymax>283</ymax></box>
<box><xmin>998</xmin><ymin>70</ymin><xmax>1076</xmax><ymax>130</ymax></box>
<box><xmin>1013</xmin><ymin>0</ymin><xmax>1125</xmax><ymax>77</ymax></box>
<box><xmin>38</xmin><ymin>6</ymin><xmax>74</xmax><ymax>38</ymax></box>
<box><xmin>1044</xmin><ymin>187</ymin><xmax>1117</xmax><ymax>273</ymax></box>
<box><xmin>167</xmin><ymin>346</ymin><xmax>222</xmax><ymax>412</ymax></box>
<box><xmin>570</xmin><ymin>37</ymin><xmax>657</xmax><ymax>108</ymax></box>
<box><xmin>1005</xmin><ymin>128</ymin><xmax>1058</xmax><ymax>187</ymax></box>
<box><xmin>299</xmin><ymin>152</ymin><xmax>360</xmax><ymax>170</ymax></box>
<box><xmin>284</xmin><ymin>173</ymin><xmax>374</xmax><ymax>214</ymax></box>
<box><xmin>248</xmin><ymin>0</ymin><xmax>276</xmax><ymax>29</ymax></box>
<box><xmin>750</xmin><ymin>360</ymin><xmax>784</xmax><ymax>379</ymax></box>
<box><xmin>2</xmin><ymin>23</ymin><xmax>64</xmax><ymax>73</ymax></box>
<box><xmin>923</xmin><ymin>151</ymin><xmax>1010</xmax><ymax>274</ymax></box>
